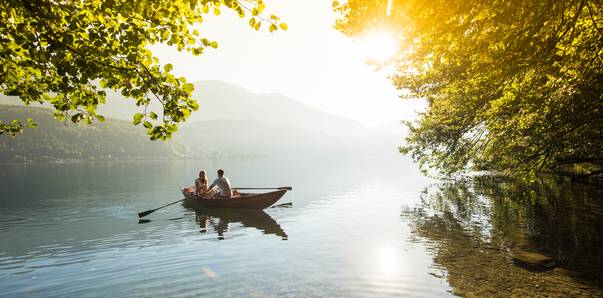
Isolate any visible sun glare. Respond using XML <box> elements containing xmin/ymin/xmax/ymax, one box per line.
<box><xmin>376</xmin><ymin>246</ymin><xmax>400</xmax><ymax>276</ymax></box>
<box><xmin>357</xmin><ymin>31</ymin><xmax>398</xmax><ymax>62</ymax></box>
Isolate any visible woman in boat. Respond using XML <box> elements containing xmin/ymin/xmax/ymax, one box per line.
<box><xmin>195</xmin><ymin>170</ymin><xmax>209</xmax><ymax>195</ymax></box>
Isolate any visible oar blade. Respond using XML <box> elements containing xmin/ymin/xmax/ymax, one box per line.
<box><xmin>279</xmin><ymin>186</ymin><xmax>293</xmax><ymax>190</ymax></box>
<box><xmin>271</xmin><ymin>202</ymin><xmax>293</xmax><ymax>208</ymax></box>
<box><xmin>138</xmin><ymin>209</ymin><xmax>156</xmax><ymax>218</ymax></box>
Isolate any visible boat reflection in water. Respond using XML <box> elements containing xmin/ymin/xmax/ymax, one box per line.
<box><xmin>182</xmin><ymin>200</ymin><xmax>288</xmax><ymax>240</ymax></box>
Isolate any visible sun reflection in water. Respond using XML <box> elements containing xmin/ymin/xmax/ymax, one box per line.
<box><xmin>376</xmin><ymin>245</ymin><xmax>400</xmax><ymax>276</ymax></box>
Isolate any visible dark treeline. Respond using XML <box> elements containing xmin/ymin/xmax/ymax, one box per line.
<box><xmin>0</xmin><ymin>106</ymin><xmax>186</xmax><ymax>162</ymax></box>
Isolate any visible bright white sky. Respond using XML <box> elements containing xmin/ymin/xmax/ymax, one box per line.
<box><xmin>152</xmin><ymin>0</ymin><xmax>425</xmax><ymax>126</ymax></box>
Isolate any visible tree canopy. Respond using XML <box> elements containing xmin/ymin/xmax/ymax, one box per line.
<box><xmin>0</xmin><ymin>0</ymin><xmax>286</xmax><ymax>140</ymax></box>
<box><xmin>334</xmin><ymin>0</ymin><xmax>603</xmax><ymax>178</ymax></box>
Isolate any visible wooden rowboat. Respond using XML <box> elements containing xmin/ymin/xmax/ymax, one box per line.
<box><xmin>181</xmin><ymin>187</ymin><xmax>287</xmax><ymax>210</ymax></box>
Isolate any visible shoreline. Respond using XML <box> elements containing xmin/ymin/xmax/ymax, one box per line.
<box><xmin>0</xmin><ymin>155</ymin><xmax>269</xmax><ymax>166</ymax></box>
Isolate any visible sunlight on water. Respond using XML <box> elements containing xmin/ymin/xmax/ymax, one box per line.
<box><xmin>375</xmin><ymin>246</ymin><xmax>399</xmax><ymax>276</ymax></box>
<box><xmin>0</xmin><ymin>156</ymin><xmax>443</xmax><ymax>297</ymax></box>
<box><xmin>1</xmin><ymin>158</ymin><xmax>601</xmax><ymax>296</ymax></box>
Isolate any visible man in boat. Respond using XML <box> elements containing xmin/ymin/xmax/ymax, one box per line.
<box><xmin>208</xmin><ymin>169</ymin><xmax>233</xmax><ymax>198</ymax></box>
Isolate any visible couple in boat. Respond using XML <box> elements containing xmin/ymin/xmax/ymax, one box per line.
<box><xmin>195</xmin><ymin>169</ymin><xmax>238</xmax><ymax>199</ymax></box>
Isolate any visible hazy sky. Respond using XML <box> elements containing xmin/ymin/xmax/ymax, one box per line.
<box><xmin>153</xmin><ymin>0</ymin><xmax>425</xmax><ymax>126</ymax></box>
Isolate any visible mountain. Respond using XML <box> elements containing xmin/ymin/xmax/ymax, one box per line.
<box><xmin>175</xmin><ymin>119</ymin><xmax>347</xmax><ymax>159</ymax></box>
<box><xmin>1</xmin><ymin>80</ymin><xmax>403</xmax><ymax>161</ymax></box>
<box><xmin>371</xmin><ymin>120</ymin><xmax>409</xmax><ymax>136</ymax></box>
<box><xmin>184</xmin><ymin>81</ymin><xmax>374</xmax><ymax>137</ymax></box>
<box><xmin>2</xmin><ymin>80</ymin><xmax>391</xmax><ymax>138</ymax></box>
<box><xmin>56</xmin><ymin>80</ymin><xmax>378</xmax><ymax>137</ymax></box>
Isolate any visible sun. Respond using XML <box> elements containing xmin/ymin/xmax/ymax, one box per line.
<box><xmin>356</xmin><ymin>31</ymin><xmax>398</xmax><ymax>62</ymax></box>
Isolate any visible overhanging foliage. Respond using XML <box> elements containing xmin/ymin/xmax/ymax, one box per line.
<box><xmin>0</xmin><ymin>0</ymin><xmax>286</xmax><ymax>140</ymax></box>
<box><xmin>335</xmin><ymin>0</ymin><xmax>603</xmax><ymax>178</ymax></box>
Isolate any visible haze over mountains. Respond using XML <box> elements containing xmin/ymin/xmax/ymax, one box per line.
<box><xmin>0</xmin><ymin>80</ymin><xmax>404</xmax><ymax>162</ymax></box>
<box><xmin>88</xmin><ymin>80</ymin><xmax>396</xmax><ymax>136</ymax></box>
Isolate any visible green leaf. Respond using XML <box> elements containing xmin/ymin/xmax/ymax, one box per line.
<box><xmin>143</xmin><ymin>121</ymin><xmax>152</xmax><ymax>128</ymax></box>
<box><xmin>26</xmin><ymin>118</ymin><xmax>38</xmax><ymax>128</ymax></box>
<box><xmin>54</xmin><ymin>113</ymin><xmax>66</xmax><ymax>122</ymax></box>
<box><xmin>181</xmin><ymin>108</ymin><xmax>191</xmax><ymax>118</ymax></box>
<box><xmin>187</xmin><ymin>100</ymin><xmax>199</xmax><ymax>110</ymax></box>
<box><xmin>133</xmin><ymin>113</ymin><xmax>143</xmax><ymax>125</ymax></box>
<box><xmin>183</xmin><ymin>83</ymin><xmax>194</xmax><ymax>93</ymax></box>
<box><xmin>71</xmin><ymin>113</ymin><xmax>82</xmax><ymax>123</ymax></box>
<box><xmin>163</xmin><ymin>63</ymin><xmax>173</xmax><ymax>72</ymax></box>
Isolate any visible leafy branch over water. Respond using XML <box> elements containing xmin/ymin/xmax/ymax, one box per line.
<box><xmin>334</xmin><ymin>0</ymin><xmax>603</xmax><ymax>179</ymax></box>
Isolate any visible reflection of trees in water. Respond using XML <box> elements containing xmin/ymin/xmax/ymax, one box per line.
<box><xmin>403</xmin><ymin>176</ymin><xmax>603</xmax><ymax>297</ymax></box>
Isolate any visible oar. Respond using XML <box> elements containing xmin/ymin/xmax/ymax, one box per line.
<box><xmin>233</xmin><ymin>187</ymin><xmax>293</xmax><ymax>190</ymax></box>
<box><xmin>270</xmin><ymin>202</ymin><xmax>293</xmax><ymax>208</ymax></box>
<box><xmin>138</xmin><ymin>198</ymin><xmax>186</xmax><ymax>218</ymax></box>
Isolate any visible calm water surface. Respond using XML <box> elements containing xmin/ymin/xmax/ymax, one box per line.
<box><xmin>1</xmin><ymin>154</ymin><xmax>602</xmax><ymax>297</ymax></box>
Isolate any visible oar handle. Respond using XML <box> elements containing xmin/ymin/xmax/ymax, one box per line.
<box><xmin>233</xmin><ymin>187</ymin><xmax>292</xmax><ymax>190</ymax></box>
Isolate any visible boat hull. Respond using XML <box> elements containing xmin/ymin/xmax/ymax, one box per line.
<box><xmin>181</xmin><ymin>188</ymin><xmax>287</xmax><ymax>210</ymax></box>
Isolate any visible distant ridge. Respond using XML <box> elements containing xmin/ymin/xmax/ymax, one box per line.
<box><xmin>0</xmin><ymin>105</ymin><xmax>185</xmax><ymax>162</ymax></box>
<box><xmin>186</xmin><ymin>80</ymin><xmax>372</xmax><ymax>137</ymax></box>
<box><xmin>175</xmin><ymin>118</ymin><xmax>346</xmax><ymax>158</ymax></box>
<box><xmin>0</xmin><ymin>81</ymin><xmax>403</xmax><ymax>161</ymax></box>
<box><xmin>1</xmin><ymin>80</ymin><xmax>387</xmax><ymax>137</ymax></box>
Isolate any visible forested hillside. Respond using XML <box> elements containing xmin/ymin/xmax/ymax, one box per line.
<box><xmin>1</xmin><ymin>104</ymin><xmax>399</xmax><ymax>162</ymax></box>
<box><xmin>0</xmin><ymin>106</ymin><xmax>186</xmax><ymax>162</ymax></box>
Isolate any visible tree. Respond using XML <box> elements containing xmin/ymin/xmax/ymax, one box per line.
<box><xmin>0</xmin><ymin>0</ymin><xmax>287</xmax><ymax>140</ymax></box>
<box><xmin>334</xmin><ymin>0</ymin><xmax>603</xmax><ymax>179</ymax></box>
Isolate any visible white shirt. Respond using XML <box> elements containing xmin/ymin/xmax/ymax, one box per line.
<box><xmin>209</xmin><ymin>176</ymin><xmax>232</xmax><ymax>197</ymax></box>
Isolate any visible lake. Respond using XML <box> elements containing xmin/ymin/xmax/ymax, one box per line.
<box><xmin>1</xmin><ymin>153</ymin><xmax>602</xmax><ymax>297</ymax></box>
